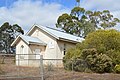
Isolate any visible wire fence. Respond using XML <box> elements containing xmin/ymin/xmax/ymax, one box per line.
<box><xmin>0</xmin><ymin>54</ymin><xmax>119</xmax><ymax>80</ymax></box>
<box><xmin>0</xmin><ymin>54</ymin><xmax>42</xmax><ymax>80</ymax></box>
<box><xmin>0</xmin><ymin>54</ymin><xmax>66</xmax><ymax>80</ymax></box>
<box><xmin>0</xmin><ymin>54</ymin><xmax>82</xmax><ymax>80</ymax></box>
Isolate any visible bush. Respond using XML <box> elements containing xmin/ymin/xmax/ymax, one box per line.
<box><xmin>106</xmin><ymin>50</ymin><xmax>120</xmax><ymax>66</ymax></box>
<box><xmin>64</xmin><ymin>47</ymin><xmax>81</xmax><ymax>60</ymax></box>
<box><xmin>72</xmin><ymin>58</ymin><xmax>88</xmax><ymax>72</ymax></box>
<box><xmin>81</xmin><ymin>49</ymin><xmax>113</xmax><ymax>73</ymax></box>
<box><xmin>64</xmin><ymin>29</ymin><xmax>120</xmax><ymax>73</ymax></box>
<box><xmin>83</xmin><ymin>29</ymin><xmax>120</xmax><ymax>53</ymax></box>
<box><xmin>63</xmin><ymin>58</ymin><xmax>88</xmax><ymax>72</ymax></box>
<box><xmin>63</xmin><ymin>46</ymin><xmax>88</xmax><ymax>72</ymax></box>
<box><xmin>80</xmin><ymin>48</ymin><xmax>97</xmax><ymax>60</ymax></box>
<box><xmin>63</xmin><ymin>59</ymin><xmax>72</xmax><ymax>71</ymax></box>
<box><xmin>114</xmin><ymin>64</ymin><xmax>120</xmax><ymax>73</ymax></box>
<box><xmin>64</xmin><ymin>48</ymin><xmax>113</xmax><ymax>73</ymax></box>
<box><xmin>63</xmin><ymin>47</ymin><xmax>81</xmax><ymax>68</ymax></box>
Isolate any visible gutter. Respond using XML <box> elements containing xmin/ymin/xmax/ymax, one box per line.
<box><xmin>58</xmin><ymin>37</ymin><xmax>80</xmax><ymax>43</ymax></box>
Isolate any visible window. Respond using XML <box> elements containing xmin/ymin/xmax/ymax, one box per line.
<box><xmin>35</xmin><ymin>49</ymin><xmax>40</xmax><ymax>59</ymax></box>
<box><xmin>21</xmin><ymin>45</ymin><xmax>24</xmax><ymax>54</ymax></box>
<box><xmin>20</xmin><ymin>45</ymin><xmax>24</xmax><ymax>59</ymax></box>
<box><xmin>63</xmin><ymin>44</ymin><xmax>66</xmax><ymax>55</ymax></box>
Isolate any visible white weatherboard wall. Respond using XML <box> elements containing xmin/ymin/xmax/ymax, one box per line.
<box><xmin>16</xmin><ymin>39</ymin><xmax>29</xmax><ymax>66</ymax></box>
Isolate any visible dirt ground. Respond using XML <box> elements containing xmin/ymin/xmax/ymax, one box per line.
<box><xmin>0</xmin><ymin>56</ymin><xmax>120</xmax><ymax>80</ymax></box>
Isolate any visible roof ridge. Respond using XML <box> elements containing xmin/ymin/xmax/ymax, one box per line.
<box><xmin>45</xmin><ymin>26</ymin><xmax>80</xmax><ymax>38</ymax></box>
<box><xmin>46</xmin><ymin>26</ymin><xmax>64</xmax><ymax>32</ymax></box>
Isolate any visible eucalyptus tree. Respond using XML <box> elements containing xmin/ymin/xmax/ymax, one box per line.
<box><xmin>0</xmin><ymin>22</ymin><xmax>24</xmax><ymax>53</ymax></box>
<box><xmin>56</xmin><ymin>1</ymin><xmax>120</xmax><ymax>37</ymax></box>
<box><xmin>56</xmin><ymin>7</ymin><xmax>94</xmax><ymax>37</ymax></box>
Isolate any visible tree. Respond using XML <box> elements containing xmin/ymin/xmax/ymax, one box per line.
<box><xmin>0</xmin><ymin>22</ymin><xmax>24</xmax><ymax>53</ymax></box>
<box><xmin>56</xmin><ymin>3</ymin><xmax>119</xmax><ymax>37</ymax></box>
<box><xmin>76</xmin><ymin>0</ymin><xmax>80</xmax><ymax>7</ymax></box>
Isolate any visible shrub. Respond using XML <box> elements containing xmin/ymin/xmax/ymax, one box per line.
<box><xmin>63</xmin><ymin>47</ymin><xmax>81</xmax><ymax>69</ymax></box>
<box><xmin>64</xmin><ymin>47</ymin><xmax>81</xmax><ymax>60</ymax></box>
<box><xmin>80</xmin><ymin>48</ymin><xmax>97</xmax><ymax>60</ymax></box>
<box><xmin>106</xmin><ymin>50</ymin><xmax>120</xmax><ymax>66</ymax></box>
<box><xmin>64</xmin><ymin>48</ymin><xmax>113</xmax><ymax>73</ymax></box>
<box><xmin>63</xmin><ymin>58</ymin><xmax>88</xmax><ymax>72</ymax></box>
<box><xmin>64</xmin><ymin>29</ymin><xmax>120</xmax><ymax>73</ymax></box>
<box><xmin>83</xmin><ymin>29</ymin><xmax>120</xmax><ymax>53</ymax></box>
<box><xmin>63</xmin><ymin>59</ymin><xmax>73</xmax><ymax>71</ymax></box>
<box><xmin>81</xmin><ymin>49</ymin><xmax>113</xmax><ymax>73</ymax></box>
<box><xmin>72</xmin><ymin>58</ymin><xmax>88</xmax><ymax>72</ymax></box>
<box><xmin>114</xmin><ymin>64</ymin><xmax>120</xmax><ymax>73</ymax></box>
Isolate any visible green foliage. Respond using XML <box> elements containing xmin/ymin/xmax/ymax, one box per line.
<box><xmin>81</xmin><ymin>48</ymin><xmax>113</xmax><ymax>73</ymax></box>
<box><xmin>64</xmin><ymin>48</ymin><xmax>113</xmax><ymax>73</ymax></box>
<box><xmin>0</xmin><ymin>22</ymin><xmax>24</xmax><ymax>53</ymax></box>
<box><xmin>63</xmin><ymin>29</ymin><xmax>120</xmax><ymax>73</ymax></box>
<box><xmin>63</xmin><ymin>59</ymin><xmax>72</xmax><ymax>71</ymax></box>
<box><xmin>56</xmin><ymin>5</ymin><xmax>120</xmax><ymax>37</ymax></box>
<box><xmin>83</xmin><ymin>29</ymin><xmax>120</xmax><ymax>53</ymax></box>
<box><xmin>72</xmin><ymin>58</ymin><xmax>88</xmax><ymax>72</ymax></box>
<box><xmin>106</xmin><ymin>50</ymin><xmax>120</xmax><ymax>65</ymax></box>
<box><xmin>63</xmin><ymin>46</ymin><xmax>88</xmax><ymax>72</ymax></box>
<box><xmin>114</xmin><ymin>64</ymin><xmax>120</xmax><ymax>73</ymax></box>
<box><xmin>63</xmin><ymin>58</ymin><xmax>88</xmax><ymax>72</ymax></box>
<box><xmin>82</xmin><ymin>29</ymin><xmax>120</xmax><ymax>66</ymax></box>
<box><xmin>80</xmin><ymin>48</ymin><xmax>97</xmax><ymax>60</ymax></box>
<box><xmin>64</xmin><ymin>47</ymin><xmax>81</xmax><ymax>61</ymax></box>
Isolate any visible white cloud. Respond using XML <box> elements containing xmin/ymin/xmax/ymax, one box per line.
<box><xmin>0</xmin><ymin>0</ymin><xmax>120</xmax><ymax>32</ymax></box>
<box><xmin>81</xmin><ymin>0</ymin><xmax>120</xmax><ymax>30</ymax></box>
<box><xmin>81</xmin><ymin>0</ymin><xmax>120</xmax><ymax>11</ymax></box>
<box><xmin>0</xmin><ymin>0</ymin><xmax>69</xmax><ymax>33</ymax></box>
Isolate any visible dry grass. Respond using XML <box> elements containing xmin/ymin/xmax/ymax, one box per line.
<box><xmin>0</xmin><ymin>56</ymin><xmax>120</xmax><ymax>80</ymax></box>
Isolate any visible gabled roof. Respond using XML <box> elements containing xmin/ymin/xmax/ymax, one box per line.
<box><xmin>11</xmin><ymin>35</ymin><xmax>46</xmax><ymax>46</ymax></box>
<box><xmin>27</xmin><ymin>24</ymin><xmax>84</xmax><ymax>43</ymax></box>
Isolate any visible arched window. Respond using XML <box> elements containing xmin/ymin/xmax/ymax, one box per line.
<box><xmin>21</xmin><ymin>45</ymin><xmax>24</xmax><ymax>54</ymax></box>
<box><xmin>20</xmin><ymin>45</ymin><xmax>24</xmax><ymax>59</ymax></box>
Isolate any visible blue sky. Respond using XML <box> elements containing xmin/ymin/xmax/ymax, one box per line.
<box><xmin>0</xmin><ymin>0</ymin><xmax>77</xmax><ymax>8</ymax></box>
<box><xmin>0</xmin><ymin>0</ymin><xmax>120</xmax><ymax>33</ymax></box>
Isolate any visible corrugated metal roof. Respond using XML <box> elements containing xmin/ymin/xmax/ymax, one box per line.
<box><xmin>37</xmin><ymin>25</ymin><xmax>84</xmax><ymax>42</ymax></box>
<box><xmin>20</xmin><ymin>35</ymin><xmax>46</xmax><ymax>45</ymax></box>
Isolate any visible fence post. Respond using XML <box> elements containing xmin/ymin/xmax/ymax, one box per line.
<box><xmin>17</xmin><ymin>54</ymin><xmax>20</xmax><ymax>77</ymax></box>
<box><xmin>40</xmin><ymin>55</ymin><xmax>44</xmax><ymax>80</ymax></box>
